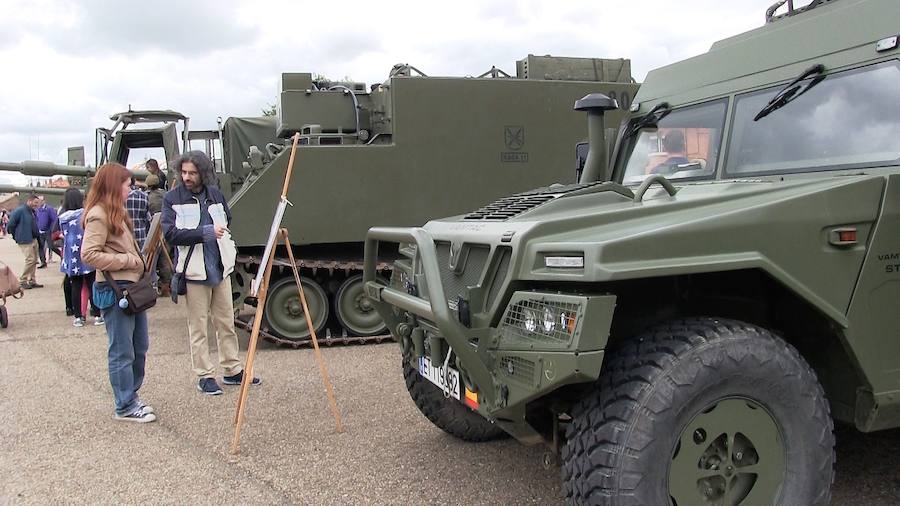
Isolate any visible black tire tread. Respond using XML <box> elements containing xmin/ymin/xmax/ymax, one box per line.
<box><xmin>402</xmin><ymin>353</ymin><xmax>507</xmax><ymax>442</ymax></box>
<box><xmin>561</xmin><ymin>317</ymin><xmax>835</xmax><ymax>505</ymax></box>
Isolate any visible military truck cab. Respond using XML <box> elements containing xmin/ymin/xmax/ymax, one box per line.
<box><xmin>363</xmin><ymin>0</ymin><xmax>900</xmax><ymax>504</ymax></box>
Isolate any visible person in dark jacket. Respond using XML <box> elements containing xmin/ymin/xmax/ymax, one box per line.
<box><xmin>161</xmin><ymin>151</ymin><xmax>258</xmax><ymax>395</ymax></box>
<box><xmin>145</xmin><ymin>173</ymin><xmax>165</xmax><ymax>216</ymax></box>
<box><xmin>6</xmin><ymin>194</ymin><xmax>43</xmax><ymax>288</ymax></box>
<box><xmin>145</xmin><ymin>158</ymin><xmax>168</xmax><ymax>190</ymax></box>
<box><xmin>35</xmin><ymin>196</ymin><xmax>58</xmax><ymax>267</ymax></box>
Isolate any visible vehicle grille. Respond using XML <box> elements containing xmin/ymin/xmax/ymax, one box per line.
<box><xmin>485</xmin><ymin>247</ymin><xmax>512</xmax><ymax>310</ymax></box>
<box><xmin>496</xmin><ymin>355</ymin><xmax>536</xmax><ymax>385</ymax></box>
<box><xmin>434</xmin><ymin>242</ymin><xmax>490</xmax><ymax>303</ymax></box>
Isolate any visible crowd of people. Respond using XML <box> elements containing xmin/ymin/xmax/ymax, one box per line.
<box><xmin>8</xmin><ymin>153</ymin><xmax>259</xmax><ymax>424</ymax></box>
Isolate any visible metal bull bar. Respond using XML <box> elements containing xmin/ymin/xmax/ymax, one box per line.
<box><xmin>363</xmin><ymin>227</ymin><xmax>496</xmax><ymax>407</ymax></box>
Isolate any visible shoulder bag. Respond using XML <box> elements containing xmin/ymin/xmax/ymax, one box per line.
<box><xmin>102</xmin><ymin>242</ymin><xmax>157</xmax><ymax>315</ymax></box>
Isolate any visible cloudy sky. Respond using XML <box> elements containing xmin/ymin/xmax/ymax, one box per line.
<box><xmin>0</xmin><ymin>0</ymin><xmax>788</xmax><ymax>184</ymax></box>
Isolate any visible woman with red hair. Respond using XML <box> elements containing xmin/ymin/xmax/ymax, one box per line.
<box><xmin>81</xmin><ymin>163</ymin><xmax>156</xmax><ymax>423</ymax></box>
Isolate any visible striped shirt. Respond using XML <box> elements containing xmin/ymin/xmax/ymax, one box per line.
<box><xmin>126</xmin><ymin>188</ymin><xmax>151</xmax><ymax>249</ymax></box>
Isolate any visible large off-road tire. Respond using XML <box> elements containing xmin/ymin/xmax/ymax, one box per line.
<box><xmin>402</xmin><ymin>353</ymin><xmax>507</xmax><ymax>442</ymax></box>
<box><xmin>562</xmin><ymin>317</ymin><xmax>834</xmax><ymax>505</ymax></box>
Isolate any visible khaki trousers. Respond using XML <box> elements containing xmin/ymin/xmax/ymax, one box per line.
<box><xmin>185</xmin><ymin>276</ymin><xmax>242</xmax><ymax>378</ymax></box>
<box><xmin>18</xmin><ymin>240</ymin><xmax>37</xmax><ymax>283</ymax></box>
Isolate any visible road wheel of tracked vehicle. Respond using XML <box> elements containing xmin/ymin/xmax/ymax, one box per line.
<box><xmin>561</xmin><ymin>317</ymin><xmax>834</xmax><ymax>505</ymax></box>
<box><xmin>335</xmin><ymin>275</ymin><xmax>388</xmax><ymax>336</ymax></box>
<box><xmin>402</xmin><ymin>351</ymin><xmax>507</xmax><ymax>442</ymax></box>
<box><xmin>263</xmin><ymin>276</ymin><xmax>329</xmax><ymax>341</ymax></box>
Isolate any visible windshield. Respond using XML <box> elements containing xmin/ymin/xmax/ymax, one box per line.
<box><xmin>618</xmin><ymin>99</ymin><xmax>727</xmax><ymax>185</ymax></box>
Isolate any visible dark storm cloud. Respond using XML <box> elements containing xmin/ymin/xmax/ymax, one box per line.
<box><xmin>42</xmin><ymin>0</ymin><xmax>259</xmax><ymax>57</ymax></box>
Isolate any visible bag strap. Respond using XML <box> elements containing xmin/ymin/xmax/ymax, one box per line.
<box><xmin>101</xmin><ymin>270</ymin><xmax>125</xmax><ymax>300</ymax></box>
<box><xmin>102</xmin><ymin>241</ymin><xmax>146</xmax><ymax>300</ymax></box>
<box><xmin>130</xmin><ymin>238</ymin><xmax>152</xmax><ymax>273</ymax></box>
<box><xmin>179</xmin><ymin>243</ymin><xmax>197</xmax><ymax>275</ymax></box>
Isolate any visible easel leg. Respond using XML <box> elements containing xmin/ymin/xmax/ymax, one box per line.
<box><xmin>230</xmin><ymin>240</ymin><xmax>278</xmax><ymax>455</ymax></box>
<box><xmin>280</xmin><ymin>228</ymin><xmax>344</xmax><ymax>433</ymax></box>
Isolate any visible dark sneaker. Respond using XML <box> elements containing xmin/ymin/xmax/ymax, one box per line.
<box><xmin>223</xmin><ymin>370</ymin><xmax>261</xmax><ymax>386</ymax></box>
<box><xmin>30</xmin><ymin>282</ymin><xmax>43</xmax><ymax>288</ymax></box>
<box><xmin>197</xmin><ymin>378</ymin><xmax>223</xmax><ymax>395</ymax></box>
<box><xmin>37</xmin><ymin>263</ymin><xmax>47</xmax><ymax>269</ymax></box>
<box><xmin>114</xmin><ymin>409</ymin><xmax>157</xmax><ymax>423</ymax></box>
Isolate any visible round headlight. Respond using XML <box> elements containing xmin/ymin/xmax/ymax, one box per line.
<box><xmin>542</xmin><ymin>306</ymin><xmax>556</xmax><ymax>334</ymax></box>
<box><xmin>524</xmin><ymin>309</ymin><xmax>538</xmax><ymax>333</ymax></box>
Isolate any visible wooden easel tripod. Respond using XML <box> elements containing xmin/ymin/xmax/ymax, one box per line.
<box><xmin>142</xmin><ymin>213</ymin><xmax>175</xmax><ymax>282</ymax></box>
<box><xmin>230</xmin><ymin>134</ymin><xmax>344</xmax><ymax>455</ymax></box>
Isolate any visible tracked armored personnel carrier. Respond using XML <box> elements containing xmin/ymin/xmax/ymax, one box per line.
<box><xmin>363</xmin><ymin>0</ymin><xmax>900</xmax><ymax>503</ymax></box>
<box><xmin>226</xmin><ymin>56</ymin><xmax>639</xmax><ymax>345</ymax></box>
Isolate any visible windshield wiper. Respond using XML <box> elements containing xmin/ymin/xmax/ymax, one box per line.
<box><xmin>624</xmin><ymin>102</ymin><xmax>671</xmax><ymax>138</ymax></box>
<box><xmin>753</xmin><ymin>64</ymin><xmax>826</xmax><ymax>121</ymax></box>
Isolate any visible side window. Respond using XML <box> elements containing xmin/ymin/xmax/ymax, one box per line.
<box><xmin>726</xmin><ymin>60</ymin><xmax>900</xmax><ymax>175</ymax></box>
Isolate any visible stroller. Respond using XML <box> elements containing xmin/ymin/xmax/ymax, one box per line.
<box><xmin>0</xmin><ymin>260</ymin><xmax>23</xmax><ymax>328</ymax></box>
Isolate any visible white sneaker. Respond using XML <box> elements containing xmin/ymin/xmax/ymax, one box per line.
<box><xmin>73</xmin><ymin>317</ymin><xmax>85</xmax><ymax>327</ymax></box>
<box><xmin>114</xmin><ymin>410</ymin><xmax>157</xmax><ymax>423</ymax></box>
<box><xmin>93</xmin><ymin>316</ymin><xmax>105</xmax><ymax>326</ymax></box>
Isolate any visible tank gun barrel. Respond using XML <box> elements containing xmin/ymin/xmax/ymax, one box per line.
<box><xmin>0</xmin><ymin>160</ymin><xmax>94</xmax><ymax>177</ymax></box>
<box><xmin>0</xmin><ymin>184</ymin><xmax>71</xmax><ymax>196</ymax></box>
<box><xmin>0</xmin><ymin>160</ymin><xmax>148</xmax><ymax>179</ymax></box>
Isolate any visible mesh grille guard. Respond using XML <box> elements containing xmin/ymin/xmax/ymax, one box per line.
<box><xmin>463</xmin><ymin>181</ymin><xmax>605</xmax><ymax>220</ymax></box>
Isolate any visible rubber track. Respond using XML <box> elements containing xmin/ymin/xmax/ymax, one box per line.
<box><xmin>233</xmin><ymin>315</ymin><xmax>394</xmax><ymax>348</ymax></box>
<box><xmin>560</xmin><ymin>317</ymin><xmax>835</xmax><ymax>505</ymax></box>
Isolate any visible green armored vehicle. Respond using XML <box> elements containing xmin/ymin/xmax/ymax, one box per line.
<box><xmin>225</xmin><ymin>56</ymin><xmax>638</xmax><ymax>345</ymax></box>
<box><xmin>363</xmin><ymin>0</ymin><xmax>900</xmax><ymax>503</ymax></box>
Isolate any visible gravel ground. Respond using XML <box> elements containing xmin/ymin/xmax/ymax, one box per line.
<box><xmin>1</xmin><ymin>237</ymin><xmax>899</xmax><ymax>504</ymax></box>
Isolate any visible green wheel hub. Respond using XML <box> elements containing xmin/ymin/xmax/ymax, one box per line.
<box><xmin>263</xmin><ymin>276</ymin><xmax>329</xmax><ymax>340</ymax></box>
<box><xmin>335</xmin><ymin>274</ymin><xmax>387</xmax><ymax>336</ymax></box>
<box><xmin>668</xmin><ymin>397</ymin><xmax>785</xmax><ymax>506</ymax></box>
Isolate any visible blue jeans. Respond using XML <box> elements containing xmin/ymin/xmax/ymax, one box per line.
<box><xmin>102</xmin><ymin>304</ymin><xmax>149</xmax><ymax>415</ymax></box>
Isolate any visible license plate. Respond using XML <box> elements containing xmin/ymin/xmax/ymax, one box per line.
<box><xmin>418</xmin><ymin>356</ymin><xmax>460</xmax><ymax>400</ymax></box>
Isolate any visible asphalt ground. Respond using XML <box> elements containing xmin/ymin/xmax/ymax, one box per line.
<box><xmin>1</xmin><ymin>236</ymin><xmax>899</xmax><ymax>505</ymax></box>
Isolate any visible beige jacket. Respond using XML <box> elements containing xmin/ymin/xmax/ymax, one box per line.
<box><xmin>81</xmin><ymin>206</ymin><xmax>144</xmax><ymax>283</ymax></box>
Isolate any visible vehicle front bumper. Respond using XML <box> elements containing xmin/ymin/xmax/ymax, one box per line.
<box><xmin>364</xmin><ymin>226</ymin><xmax>615</xmax><ymax>443</ymax></box>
